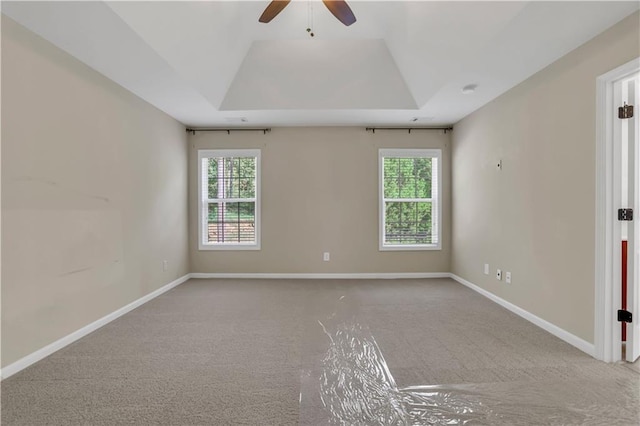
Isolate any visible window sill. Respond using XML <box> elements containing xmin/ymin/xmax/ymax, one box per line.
<box><xmin>199</xmin><ymin>244</ymin><xmax>261</xmax><ymax>251</ymax></box>
<box><xmin>379</xmin><ymin>244</ymin><xmax>441</xmax><ymax>251</ymax></box>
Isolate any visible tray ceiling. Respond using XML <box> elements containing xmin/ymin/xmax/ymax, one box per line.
<box><xmin>3</xmin><ymin>1</ymin><xmax>638</xmax><ymax>127</ymax></box>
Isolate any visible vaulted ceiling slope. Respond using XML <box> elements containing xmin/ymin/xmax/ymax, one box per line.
<box><xmin>3</xmin><ymin>1</ymin><xmax>638</xmax><ymax>127</ymax></box>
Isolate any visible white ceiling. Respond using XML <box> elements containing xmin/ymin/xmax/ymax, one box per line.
<box><xmin>3</xmin><ymin>1</ymin><xmax>639</xmax><ymax>127</ymax></box>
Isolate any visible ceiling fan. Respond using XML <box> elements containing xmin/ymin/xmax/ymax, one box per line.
<box><xmin>259</xmin><ymin>0</ymin><xmax>357</xmax><ymax>26</ymax></box>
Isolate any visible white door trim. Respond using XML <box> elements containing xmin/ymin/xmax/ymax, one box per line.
<box><xmin>595</xmin><ymin>57</ymin><xmax>640</xmax><ymax>362</ymax></box>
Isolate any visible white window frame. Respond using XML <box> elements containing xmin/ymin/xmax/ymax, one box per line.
<box><xmin>198</xmin><ymin>149</ymin><xmax>261</xmax><ymax>251</ymax></box>
<box><xmin>379</xmin><ymin>148</ymin><xmax>442</xmax><ymax>251</ymax></box>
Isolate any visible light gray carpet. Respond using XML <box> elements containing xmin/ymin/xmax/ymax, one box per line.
<box><xmin>2</xmin><ymin>278</ymin><xmax>639</xmax><ymax>425</ymax></box>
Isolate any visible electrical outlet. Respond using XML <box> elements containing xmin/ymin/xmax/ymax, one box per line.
<box><xmin>323</xmin><ymin>252</ymin><xmax>330</xmax><ymax>262</ymax></box>
<box><xmin>162</xmin><ymin>260</ymin><xmax>168</xmax><ymax>272</ymax></box>
<box><xmin>496</xmin><ymin>269</ymin><xmax>502</xmax><ymax>281</ymax></box>
<box><xmin>506</xmin><ymin>272</ymin><xmax>512</xmax><ymax>284</ymax></box>
<box><xmin>484</xmin><ymin>264</ymin><xmax>489</xmax><ymax>275</ymax></box>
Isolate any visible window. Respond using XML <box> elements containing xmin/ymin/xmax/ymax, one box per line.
<box><xmin>379</xmin><ymin>149</ymin><xmax>441</xmax><ymax>250</ymax></box>
<box><xmin>198</xmin><ymin>149</ymin><xmax>260</xmax><ymax>250</ymax></box>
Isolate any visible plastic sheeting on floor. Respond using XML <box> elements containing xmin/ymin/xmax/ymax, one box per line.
<box><xmin>300</xmin><ymin>296</ymin><xmax>640</xmax><ymax>425</ymax></box>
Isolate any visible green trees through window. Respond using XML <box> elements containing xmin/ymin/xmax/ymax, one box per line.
<box><xmin>381</xmin><ymin>150</ymin><xmax>439</xmax><ymax>248</ymax></box>
<box><xmin>199</xmin><ymin>150</ymin><xmax>259</xmax><ymax>247</ymax></box>
<box><xmin>207</xmin><ymin>157</ymin><xmax>256</xmax><ymax>221</ymax></box>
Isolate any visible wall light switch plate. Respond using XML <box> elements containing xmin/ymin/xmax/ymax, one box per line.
<box><xmin>506</xmin><ymin>272</ymin><xmax>511</xmax><ymax>284</ymax></box>
<box><xmin>496</xmin><ymin>269</ymin><xmax>502</xmax><ymax>281</ymax></box>
<box><xmin>484</xmin><ymin>264</ymin><xmax>489</xmax><ymax>275</ymax></box>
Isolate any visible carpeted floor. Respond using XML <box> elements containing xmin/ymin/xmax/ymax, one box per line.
<box><xmin>1</xmin><ymin>278</ymin><xmax>639</xmax><ymax>425</ymax></box>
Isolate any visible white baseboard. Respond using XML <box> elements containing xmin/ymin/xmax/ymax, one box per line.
<box><xmin>190</xmin><ymin>272</ymin><xmax>450</xmax><ymax>280</ymax></box>
<box><xmin>449</xmin><ymin>273</ymin><xmax>595</xmax><ymax>357</ymax></box>
<box><xmin>3</xmin><ymin>272</ymin><xmax>595</xmax><ymax>379</ymax></box>
<box><xmin>0</xmin><ymin>273</ymin><xmax>192</xmax><ymax>380</ymax></box>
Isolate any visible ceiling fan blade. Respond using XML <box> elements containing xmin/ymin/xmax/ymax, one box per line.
<box><xmin>322</xmin><ymin>0</ymin><xmax>357</xmax><ymax>26</ymax></box>
<box><xmin>259</xmin><ymin>0</ymin><xmax>292</xmax><ymax>23</ymax></box>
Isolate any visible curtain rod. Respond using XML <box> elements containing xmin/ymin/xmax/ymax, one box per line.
<box><xmin>186</xmin><ymin>128</ymin><xmax>271</xmax><ymax>135</ymax></box>
<box><xmin>366</xmin><ymin>127</ymin><xmax>453</xmax><ymax>134</ymax></box>
<box><xmin>186</xmin><ymin>127</ymin><xmax>452</xmax><ymax>135</ymax></box>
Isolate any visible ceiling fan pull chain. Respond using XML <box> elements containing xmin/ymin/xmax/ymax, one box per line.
<box><xmin>306</xmin><ymin>0</ymin><xmax>315</xmax><ymax>37</ymax></box>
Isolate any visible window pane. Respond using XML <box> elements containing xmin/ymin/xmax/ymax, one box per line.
<box><xmin>238</xmin><ymin>157</ymin><xmax>256</xmax><ymax>178</ymax></box>
<box><xmin>207</xmin><ymin>202</ymin><xmax>255</xmax><ymax>243</ymax></box>
<box><xmin>207</xmin><ymin>158</ymin><xmax>218</xmax><ymax>199</ymax></box>
<box><xmin>383</xmin><ymin>157</ymin><xmax>432</xmax><ymax>199</ymax></box>
<box><xmin>206</xmin><ymin>203</ymin><xmax>218</xmax><ymax>242</ymax></box>
<box><xmin>399</xmin><ymin>176</ymin><xmax>416</xmax><ymax>198</ymax></box>
<box><xmin>383</xmin><ymin>158</ymin><xmax>398</xmax><ymax>175</ymax></box>
<box><xmin>224</xmin><ymin>158</ymin><xmax>234</xmax><ymax>198</ymax></box>
<box><xmin>383</xmin><ymin>177</ymin><xmax>397</xmax><ymax>198</ymax></box>
<box><xmin>384</xmin><ymin>201</ymin><xmax>432</xmax><ymax>245</ymax></box>
<box><xmin>414</xmin><ymin>158</ymin><xmax>432</xmax><ymax>198</ymax></box>
<box><xmin>228</xmin><ymin>175</ymin><xmax>240</xmax><ymax>199</ymax></box>
<box><xmin>230</xmin><ymin>158</ymin><xmax>241</xmax><ymax>198</ymax></box>
<box><xmin>207</xmin><ymin>156</ymin><xmax>256</xmax><ymax>200</ymax></box>
<box><xmin>383</xmin><ymin>158</ymin><xmax>399</xmax><ymax>197</ymax></box>
<box><xmin>238</xmin><ymin>178</ymin><xmax>255</xmax><ymax>198</ymax></box>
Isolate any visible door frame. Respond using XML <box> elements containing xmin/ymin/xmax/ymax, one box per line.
<box><xmin>595</xmin><ymin>57</ymin><xmax>640</xmax><ymax>362</ymax></box>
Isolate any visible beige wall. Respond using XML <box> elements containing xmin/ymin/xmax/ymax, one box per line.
<box><xmin>1</xmin><ymin>17</ymin><xmax>190</xmax><ymax>367</ymax></box>
<box><xmin>189</xmin><ymin>127</ymin><xmax>451</xmax><ymax>273</ymax></box>
<box><xmin>451</xmin><ymin>12</ymin><xmax>640</xmax><ymax>344</ymax></box>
